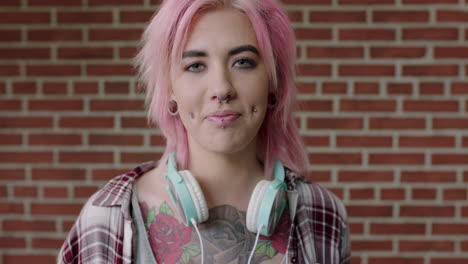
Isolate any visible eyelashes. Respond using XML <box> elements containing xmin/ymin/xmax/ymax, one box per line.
<box><xmin>184</xmin><ymin>58</ymin><xmax>257</xmax><ymax>73</ymax></box>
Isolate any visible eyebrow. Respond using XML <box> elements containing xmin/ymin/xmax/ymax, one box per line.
<box><xmin>182</xmin><ymin>44</ymin><xmax>260</xmax><ymax>59</ymax></box>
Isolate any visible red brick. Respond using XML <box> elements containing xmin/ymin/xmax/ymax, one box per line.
<box><xmin>433</xmin><ymin>224</ymin><xmax>468</xmax><ymax>234</ymax></box>
<box><xmin>57</xmin><ymin>11</ymin><xmax>112</xmax><ymax>24</ymax></box>
<box><xmin>322</xmin><ymin>82</ymin><xmax>347</xmax><ymax>94</ymax></box>
<box><xmin>105</xmin><ymin>81</ymin><xmax>130</xmax><ymax>94</ymax></box>
<box><xmin>307</xmin><ymin>46</ymin><xmax>363</xmax><ymax>58</ymax></box>
<box><xmin>437</xmin><ymin>10</ymin><xmax>468</xmax><ymax>22</ymax></box>
<box><xmin>369</xmin><ymin>257</ymin><xmax>423</xmax><ymax>264</ymax></box>
<box><xmin>121</xmin><ymin>117</ymin><xmax>148</xmax><ymax>128</ymax></box>
<box><xmin>43</xmin><ymin>186</ymin><xmax>68</xmax><ymax>198</ymax></box>
<box><xmin>89</xmin><ymin>0</ymin><xmax>143</xmax><ymax>5</ymax></box>
<box><xmin>309</xmin><ymin>11</ymin><xmax>365</xmax><ymax>22</ymax></box>
<box><xmin>400</xmin><ymin>171</ymin><xmax>457</xmax><ymax>183</ymax></box>
<box><xmin>339</xmin><ymin>0</ymin><xmax>394</xmax><ymax>4</ymax></box>
<box><xmin>420</xmin><ymin>82</ymin><xmax>444</xmax><ymax>95</ymax></box>
<box><xmin>337</xmin><ymin>136</ymin><xmax>392</xmax><ymax>147</ymax></box>
<box><xmin>305</xmin><ymin>170</ymin><xmax>331</xmax><ymax>182</ymax></box>
<box><xmin>29</xmin><ymin>99</ymin><xmax>83</xmax><ymax>111</ymax></box>
<box><xmin>58</xmin><ymin>47</ymin><xmax>113</xmax><ymax>59</ymax></box>
<box><xmin>31</xmin><ymin>203</ymin><xmax>83</xmax><ymax>215</ymax></box>
<box><xmin>308</xmin><ymin>118</ymin><xmax>363</xmax><ymax>130</ymax></box>
<box><xmin>0</xmin><ymin>186</ymin><xmax>7</xmax><ymax>197</ymax></box>
<box><xmin>0</xmin><ymin>117</ymin><xmax>52</xmax><ymax>128</ymax></box>
<box><xmin>0</xmin><ymin>152</ymin><xmax>53</xmax><ymax>163</ymax></box>
<box><xmin>403</xmin><ymin>0</ymin><xmax>457</xmax><ymax>3</ymax></box>
<box><xmin>28</xmin><ymin>29</ymin><xmax>82</xmax><ymax>42</ymax></box>
<box><xmin>432</xmin><ymin>154</ymin><xmax>468</xmax><ymax>165</ymax></box>
<box><xmin>403</xmin><ymin>65</ymin><xmax>458</xmax><ymax>76</ymax></box>
<box><xmin>403</xmin><ymin>28</ymin><xmax>458</xmax><ymax>40</ymax></box>
<box><xmin>371</xmin><ymin>47</ymin><xmax>425</xmax><ymax>58</ymax></box>
<box><xmin>60</xmin><ymin>117</ymin><xmax>114</xmax><ymax>128</ymax></box>
<box><xmin>120</xmin><ymin>10</ymin><xmax>153</xmax><ymax>23</ymax></box>
<box><xmin>297</xmin><ymin>64</ymin><xmax>331</xmax><ymax>76</ymax></box>
<box><xmin>369</xmin><ymin>153</ymin><xmax>424</xmax><ymax>165</ymax></box>
<box><xmin>443</xmin><ymin>189</ymin><xmax>467</xmax><ymax>200</ymax></box>
<box><xmin>86</xmin><ymin>64</ymin><xmax>134</xmax><ymax>76</ymax></box>
<box><xmin>435</xmin><ymin>47</ymin><xmax>468</xmax><ymax>58</ymax></box>
<box><xmin>433</xmin><ymin>118</ymin><xmax>468</xmax><ymax>129</ymax></box>
<box><xmin>294</xmin><ymin>28</ymin><xmax>332</xmax><ymax>40</ymax></box>
<box><xmin>381</xmin><ymin>188</ymin><xmax>406</xmax><ymax>200</ymax></box>
<box><xmin>339</xmin><ymin>65</ymin><xmax>394</xmax><ymax>76</ymax></box>
<box><xmin>27</xmin><ymin>65</ymin><xmax>81</xmax><ymax>76</ymax></box>
<box><xmin>0</xmin><ymin>202</ymin><xmax>23</xmax><ymax>214</ymax></box>
<box><xmin>299</xmin><ymin>100</ymin><xmax>333</xmax><ymax>111</ymax></box>
<box><xmin>0</xmin><ymin>65</ymin><xmax>20</xmax><ymax>76</ymax></box>
<box><xmin>452</xmin><ymin>82</ymin><xmax>468</xmax><ymax>94</ymax></box>
<box><xmin>12</xmin><ymin>81</ymin><xmax>36</xmax><ymax>94</ymax></box>
<box><xmin>89</xmin><ymin>134</ymin><xmax>143</xmax><ymax>146</ymax></box>
<box><xmin>0</xmin><ymin>169</ymin><xmax>25</xmax><ymax>180</ymax></box>
<box><xmin>351</xmin><ymin>240</ymin><xmax>392</xmax><ymax>251</ymax></box>
<box><xmin>29</xmin><ymin>134</ymin><xmax>82</xmax><ymax>146</ymax></box>
<box><xmin>339</xmin><ymin>29</ymin><xmax>395</xmax><ymax>41</ymax></box>
<box><xmin>150</xmin><ymin>135</ymin><xmax>166</xmax><ymax>146</ymax></box>
<box><xmin>92</xmin><ymin>168</ymin><xmax>131</xmax><ymax>181</ymax></box>
<box><xmin>90</xmin><ymin>99</ymin><xmax>144</xmax><ymax>111</ymax></box>
<box><xmin>399</xmin><ymin>136</ymin><xmax>455</xmax><ymax>147</ymax></box>
<box><xmin>0</xmin><ymin>30</ymin><xmax>21</xmax><ymax>42</ymax></box>
<box><xmin>339</xmin><ymin>170</ymin><xmax>393</xmax><ymax>182</ymax></box>
<box><xmin>412</xmin><ymin>188</ymin><xmax>437</xmax><ymax>200</ymax></box>
<box><xmin>74</xmin><ymin>186</ymin><xmax>99</xmax><ymax>198</ymax></box>
<box><xmin>0</xmin><ymin>11</ymin><xmax>50</xmax><ymax>24</ymax></box>
<box><xmin>43</xmin><ymin>82</ymin><xmax>67</xmax><ymax>94</ymax></box>
<box><xmin>59</xmin><ymin>151</ymin><xmax>113</xmax><ymax>163</ymax></box>
<box><xmin>0</xmin><ymin>47</ymin><xmax>50</xmax><ymax>60</ymax></box>
<box><xmin>0</xmin><ymin>0</ymin><xmax>20</xmax><ymax>6</ymax></box>
<box><xmin>399</xmin><ymin>240</ymin><xmax>455</xmax><ymax>252</ymax></box>
<box><xmin>28</xmin><ymin>0</ymin><xmax>81</xmax><ymax>5</ymax></box>
<box><xmin>119</xmin><ymin>46</ymin><xmax>138</xmax><ymax>58</ymax></box>
<box><xmin>371</xmin><ymin>223</ymin><xmax>426</xmax><ymax>234</ymax></box>
<box><xmin>354</xmin><ymin>82</ymin><xmax>379</xmax><ymax>94</ymax></box>
<box><xmin>89</xmin><ymin>29</ymin><xmax>142</xmax><ymax>41</ymax></box>
<box><xmin>13</xmin><ymin>186</ymin><xmax>38</xmax><ymax>197</ymax></box>
<box><xmin>74</xmin><ymin>82</ymin><xmax>99</xmax><ymax>94</ymax></box>
<box><xmin>350</xmin><ymin>188</ymin><xmax>375</xmax><ymax>200</ymax></box>
<box><xmin>308</xmin><ymin>153</ymin><xmax>361</xmax><ymax>165</ymax></box>
<box><xmin>0</xmin><ymin>100</ymin><xmax>21</xmax><ymax>111</ymax></box>
<box><xmin>0</xmin><ymin>237</ymin><xmax>25</xmax><ymax>248</ymax></box>
<box><xmin>463</xmin><ymin>136</ymin><xmax>468</xmax><ymax>147</ymax></box>
<box><xmin>370</xmin><ymin>117</ymin><xmax>426</xmax><ymax>130</ymax></box>
<box><xmin>400</xmin><ymin>205</ymin><xmax>455</xmax><ymax>217</ymax></box>
<box><xmin>3</xmin><ymin>255</ymin><xmax>56</xmax><ymax>264</ymax></box>
<box><xmin>373</xmin><ymin>11</ymin><xmax>428</xmax><ymax>22</ymax></box>
<box><xmin>431</xmin><ymin>258</ymin><xmax>468</xmax><ymax>264</ymax></box>
<box><xmin>388</xmin><ymin>83</ymin><xmax>413</xmax><ymax>94</ymax></box>
<box><xmin>340</xmin><ymin>99</ymin><xmax>396</xmax><ymax>111</ymax></box>
<box><xmin>31</xmin><ymin>238</ymin><xmax>63</xmax><ymax>249</ymax></box>
<box><xmin>347</xmin><ymin>205</ymin><xmax>393</xmax><ymax>217</ymax></box>
<box><xmin>121</xmin><ymin>152</ymin><xmax>161</xmax><ymax>163</ymax></box>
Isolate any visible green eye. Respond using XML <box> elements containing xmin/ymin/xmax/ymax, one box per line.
<box><xmin>185</xmin><ymin>63</ymin><xmax>205</xmax><ymax>72</ymax></box>
<box><xmin>234</xmin><ymin>58</ymin><xmax>256</xmax><ymax>68</ymax></box>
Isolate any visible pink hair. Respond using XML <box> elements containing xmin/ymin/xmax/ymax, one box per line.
<box><xmin>134</xmin><ymin>0</ymin><xmax>308</xmax><ymax>178</ymax></box>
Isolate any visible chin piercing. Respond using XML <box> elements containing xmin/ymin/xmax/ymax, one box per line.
<box><xmin>221</xmin><ymin>126</ymin><xmax>225</xmax><ymax>129</ymax></box>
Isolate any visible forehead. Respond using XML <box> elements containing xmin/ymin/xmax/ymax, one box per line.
<box><xmin>183</xmin><ymin>8</ymin><xmax>259</xmax><ymax>52</ymax></box>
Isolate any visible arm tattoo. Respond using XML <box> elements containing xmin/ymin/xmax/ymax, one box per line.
<box><xmin>139</xmin><ymin>201</ymin><xmax>291</xmax><ymax>264</ymax></box>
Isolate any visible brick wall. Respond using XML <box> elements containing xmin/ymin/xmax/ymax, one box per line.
<box><xmin>0</xmin><ymin>0</ymin><xmax>467</xmax><ymax>263</ymax></box>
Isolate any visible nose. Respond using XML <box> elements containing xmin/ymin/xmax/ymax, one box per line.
<box><xmin>209</xmin><ymin>66</ymin><xmax>235</xmax><ymax>103</ymax></box>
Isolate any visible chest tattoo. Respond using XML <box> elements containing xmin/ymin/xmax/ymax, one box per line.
<box><xmin>139</xmin><ymin>201</ymin><xmax>291</xmax><ymax>264</ymax></box>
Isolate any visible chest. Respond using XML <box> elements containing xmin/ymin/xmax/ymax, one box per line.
<box><xmin>140</xmin><ymin>202</ymin><xmax>291</xmax><ymax>264</ymax></box>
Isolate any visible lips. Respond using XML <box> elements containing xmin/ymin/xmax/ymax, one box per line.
<box><xmin>205</xmin><ymin>110</ymin><xmax>241</xmax><ymax>127</ymax></box>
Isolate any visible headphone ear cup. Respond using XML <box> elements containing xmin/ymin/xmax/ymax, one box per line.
<box><xmin>178</xmin><ymin>170</ymin><xmax>209</xmax><ymax>223</ymax></box>
<box><xmin>246</xmin><ymin>180</ymin><xmax>269</xmax><ymax>234</ymax></box>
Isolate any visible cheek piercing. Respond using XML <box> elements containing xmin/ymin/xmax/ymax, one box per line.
<box><xmin>190</xmin><ymin>113</ymin><xmax>194</xmax><ymax>119</ymax></box>
<box><xmin>252</xmin><ymin>106</ymin><xmax>257</xmax><ymax>113</ymax></box>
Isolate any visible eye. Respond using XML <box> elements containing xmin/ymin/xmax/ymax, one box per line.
<box><xmin>233</xmin><ymin>58</ymin><xmax>257</xmax><ymax>69</ymax></box>
<box><xmin>185</xmin><ymin>62</ymin><xmax>205</xmax><ymax>72</ymax></box>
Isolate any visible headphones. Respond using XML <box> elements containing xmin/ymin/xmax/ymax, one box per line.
<box><xmin>165</xmin><ymin>152</ymin><xmax>287</xmax><ymax>236</ymax></box>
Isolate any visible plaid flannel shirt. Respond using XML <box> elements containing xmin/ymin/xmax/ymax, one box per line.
<box><xmin>58</xmin><ymin>161</ymin><xmax>351</xmax><ymax>264</ymax></box>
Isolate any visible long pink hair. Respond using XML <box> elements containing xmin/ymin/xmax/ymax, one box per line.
<box><xmin>134</xmin><ymin>0</ymin><xmax>308</xmax><ymax>178</ymax></box>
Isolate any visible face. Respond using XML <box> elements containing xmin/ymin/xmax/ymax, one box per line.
<box><xmin>170</xmin><ymin>8</ymin><xmax>269</xmax><ymax>156</ymax></box>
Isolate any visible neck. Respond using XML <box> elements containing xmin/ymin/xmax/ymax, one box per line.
<box><xmin>186</xmin><ymin>141</ymin><xmax>264</xmax><ymax>209</ymax></box>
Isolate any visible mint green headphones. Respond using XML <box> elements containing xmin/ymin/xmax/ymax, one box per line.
<box><xmin>165</xmin><ymin>152</ymin><xmax>287</xmax><ymax>236</ymax></box>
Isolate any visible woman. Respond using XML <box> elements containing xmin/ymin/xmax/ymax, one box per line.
<box><xmin>58</xmin><ymin>0</ymin><xmax>351</xmax><ymax>263</ymax></box>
